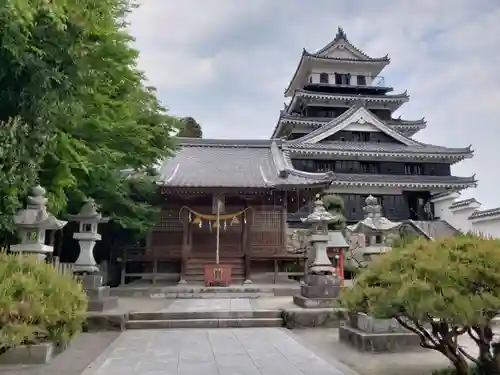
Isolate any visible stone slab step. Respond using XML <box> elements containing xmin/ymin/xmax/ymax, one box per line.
<box><xmin>129</xmin><ymin>309</ymin><xmax>282</xmax><ymax>321</ymax></box>
<box><xmin>126</xmin><ymin>318</ymin><xmax>283</xmax><ymax>329</ymax></box>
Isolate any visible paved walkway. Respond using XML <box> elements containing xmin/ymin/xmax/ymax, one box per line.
<box><xmin>82</xmin><ymin>328</ymin><xmax>357</xmax><ymax>375</ymax></box>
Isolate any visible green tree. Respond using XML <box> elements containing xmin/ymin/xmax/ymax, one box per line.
<box><xmin>0</xmin><ymin>118</ymin><xmax>44</xmax><ymax>241</ymax></box>
<box><xmin>340</xmin><ymin>235</ymin><xmax>500</xmax><ymax>375</ymax></box>
<box><xmin>0</xmin><ymin>0</ymin><xmax>179</xmax><ymax>236</ymax></box>
<box><xmin>178</xmin><ymin>117</ymin><xmax>203</xmax><ymax>138</ymax></box>
<box><xmin>322</xmin><ymin>194</ymin><xmax>346</xmax><ymax>230</ymax></box>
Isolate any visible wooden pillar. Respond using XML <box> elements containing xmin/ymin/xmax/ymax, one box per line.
<box><xmin>120</xmin><ymin>260</ymin><xmax>126</xmax><ymax>286</ymax></box>
<box><xmin>273</xmin><ymin>259</ymin><xmax>278</xmax><ymax>284</ymax></box>
<box><xmin>338</xmin><ymin>248</ymin><xmax>344</xmax><ymax>286</ymax></box>
<box><xmin>243</xmin><ymin>202</ymin><xmax>252</xmax><ymax>282</ymax></box>
<box><xmin>180</xmin><ymin>209</ymin><xmax>189</xmax><ymax>283</ymax></box>
<box><xmin>146</xmin><ymin>232</ymin><xmax>157</xmax><ymax>285</ymax></box>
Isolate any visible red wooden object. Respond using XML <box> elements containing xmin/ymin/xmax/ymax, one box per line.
<box><xmin>327</xmin><ymin>247</ymin><xmax>345</xmax><ymax>286</ymax></box>
<box><xmin>204</xmin><ymin>264</ymin><xmax>232</xmax><ymax>286</ymax></box>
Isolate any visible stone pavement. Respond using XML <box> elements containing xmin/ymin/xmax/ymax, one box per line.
<box><xmin>167</xmin><ymin>298</ymin><xmax>254</xmax><ymax>311</ymax></box>
<box><xmin>82</xmin><ymin>328</ymin><xmax>358</xmax><ymax>375</ymax></box>
<box><xmin>296</xmin><ymin>328</ymin><xmax>489</xmax><ymax>375</ymax></box>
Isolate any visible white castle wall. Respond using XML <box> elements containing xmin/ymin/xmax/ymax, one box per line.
<box><xmin>431</xmin><ymin>193</ymin><xmax>500</xmax><ymax>238</ymax></box>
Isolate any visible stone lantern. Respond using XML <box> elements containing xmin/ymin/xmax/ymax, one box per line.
<box><xmin>293</xmin><ymin>194</ymin><xmax>343</xmax><ymax>308</ymax></box>
<box><xmin>11</xmin><ymin>185</ymin><xmax>67</xmax><ymax>261</ymax></box>
<box><xmin>68</xmin><ymin>199</ymin><xmax>109</xmax><ymax>274</ymax></box>
<box><xmin>346</xmin><ymin>195</ymin><xmax>402</xmax><ymax>262</ymax></box>
<box><xmin>68</xmin><ymin>199</ymin><xmax>117</xmax><ymax>312</ymax></box>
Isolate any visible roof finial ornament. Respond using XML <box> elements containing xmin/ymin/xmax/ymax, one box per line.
<box><xmin>336</xmin><ymin>26</ymin><xmax>347</xmax><ymax>40</ymax></box>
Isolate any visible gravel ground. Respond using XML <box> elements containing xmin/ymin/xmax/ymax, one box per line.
<box><xmin>1</xmin><ymin>332</ymin><xmax>120</xmax><ymax>375</ymax></box>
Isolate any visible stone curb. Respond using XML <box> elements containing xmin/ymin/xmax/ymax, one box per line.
<box><xmin>0</xmin><ymin>343</ymin><xmax>55</xmax><ymax>365</ymax></box>
<box><xmin>84</xmin><ymin>312</ymin><xmax>128</xmax><ymax>332</ymax></box>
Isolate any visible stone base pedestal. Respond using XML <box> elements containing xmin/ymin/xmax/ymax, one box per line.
<box><xmin>0</xmin><ymin>342</ymin><xmax>55</xmax><ymax>365</ymax></box>
<box><xmin>79</xmin><ymin>274</ymin><xmax>118</xmax><ymax>312</ymax></box>
<box><xmin>293</xmin><ymin>295</ymin><xmax>336</xmax><ymax>308</ymax></box>
<box><xmin>339</xmin><ymin>313</ymin><xmax>420</xmax><ymax>352</ymax></box>
<box><xmin>293</xmin><ymin>274</ymin><xmax>341</xmax><ymax>309</ymax></box>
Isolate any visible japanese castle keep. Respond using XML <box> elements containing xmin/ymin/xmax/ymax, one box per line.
<box><xmin>123</xmin><ymin>27</ymin><xmax>476</xmax><ymax>284</ymax></box>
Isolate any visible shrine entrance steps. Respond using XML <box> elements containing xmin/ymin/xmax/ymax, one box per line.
<box><xmin>185</xmin><ymin>255</ymin><xmax>245</xmax><ymax>284</ymax></box>
<box><xmin>110</xmin><ymin>283</ymin><xmax>300</xmax><ymax>299</ymax></box>
<box><xmin>125</xmin><ymin>299</ymin><xmax>283</xmax><ymax>329</ymax></box>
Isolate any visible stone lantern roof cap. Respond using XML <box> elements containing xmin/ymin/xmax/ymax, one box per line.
<box><xmin>67</xmin><ymin>198</ymin><xmax>110</xmax><ymax>223</ymax></box>
<box><xmin>347</xmin><ymin>195</ymin><xmax>401</xmax><ymax>232</ymax></box>
<box><xmin>13</xmin><ymin>185</ymin><xmax>67</xmax><ymax>230</ymax></box>
<box><xmin>301</xmin><ymin>194</ymin><xmax>338</xmax><ymax>224</ymax></box>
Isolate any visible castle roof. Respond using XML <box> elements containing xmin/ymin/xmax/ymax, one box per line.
<box><xmin>272</xmin><ymin>112</ymin><xmax>427</xmax><ymax>138</ymax></box>
<box><xmin>285</xmin><ymin>27</ymin><xmax>390</xmax><ymax>97</ymax></box>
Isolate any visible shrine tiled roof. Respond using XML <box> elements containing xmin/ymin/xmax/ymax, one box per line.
<box><xmin>157</xmin><ymin>139</ymin><xmax>333</xmax><ymax>189</ymax></box>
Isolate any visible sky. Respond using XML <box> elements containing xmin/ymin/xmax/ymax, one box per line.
<box><xmin>127</xmin><ymin>0</ymin><xmax>500</xmax><ymax>208</ymax></box>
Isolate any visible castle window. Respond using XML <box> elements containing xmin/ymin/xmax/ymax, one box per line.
<box><xmin>357</xmin><ymin>75</ymin><xmax>366</xmax><ymax>85</ymax></box>
<box><xmin>319</xmin><ymin>73</ymin><xmax>329</xmax><ymax>84</ymax></box>
<box><xmin>352</xmin><ymin>132</ymin><xmax>370</xmax><ymax>142</ymax></box>
<box><xmin>335</xmin><ymin>73</ymin><xmax>350</xmax><ymax>85</ymax></box>
<box><xmin>405</xmin><ymin>164</ymin><xmax>423</xmax><ymax>175</ymax></box>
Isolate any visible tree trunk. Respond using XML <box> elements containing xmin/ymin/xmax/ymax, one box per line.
<box><xmin>451</xmin><ymin>355</ymin><xmax>470</xmax><ymax>375</ymax></box>
<box><xmin>478</xmin><ymin>352</ymin><xmax>500</xmax><ymax>375</ymax></box>
<box><xmin>439</xmin><ymin>346</ymin><xmax>470</xmax><ymax>375</ymax></box>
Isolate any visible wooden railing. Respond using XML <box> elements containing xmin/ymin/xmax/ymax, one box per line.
<box><xmin>120</xmin><ymin>247</ymin><xmax>182</xmax><ymax>285</ymax></box>
<box><xmin>48</xmin><ymin>257</ymin><xmax>109</xmax><ymax>283</ymax></box>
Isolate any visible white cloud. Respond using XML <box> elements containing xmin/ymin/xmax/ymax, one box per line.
<box><xmin>129</xmin><ymin>0</ymin><xmax>500</xmax><ymax>208</ymax></box>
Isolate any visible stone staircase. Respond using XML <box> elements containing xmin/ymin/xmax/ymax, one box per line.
<box><xmin>185</xmin><ymin>255</ymin><xmax>245</xmax><ymax>284</ymax></box>
<box><xmin>126</xmin><ymin>309</ymin><xmax>283</xmax><ymax>329</ymax></box>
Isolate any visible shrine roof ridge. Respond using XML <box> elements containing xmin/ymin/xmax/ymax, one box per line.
<box><xmin>177</xmin><ymin>138</ymin><xmax>277</xmax><ymax>148</ymax></box>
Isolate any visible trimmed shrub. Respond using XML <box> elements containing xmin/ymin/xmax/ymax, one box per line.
<box><xmin>0</xmin><ymin>253</ymin><xmax>87</xmax><ymax>354</ymax></box>
<box><xmin>340</xmin><ymin>234</ymin><xmax>500</xmax><ymax>375</ymax></box>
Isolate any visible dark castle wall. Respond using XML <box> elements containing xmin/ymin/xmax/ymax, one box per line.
<box><xmin>322</xmin><ymin>131</ymin><xmax>401</xmax><ymax>143</ymax></box>
<box><xmin>292</xmin><ymin>159</ymin><xmax>451</xmax><ymax>176</ymax></box>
